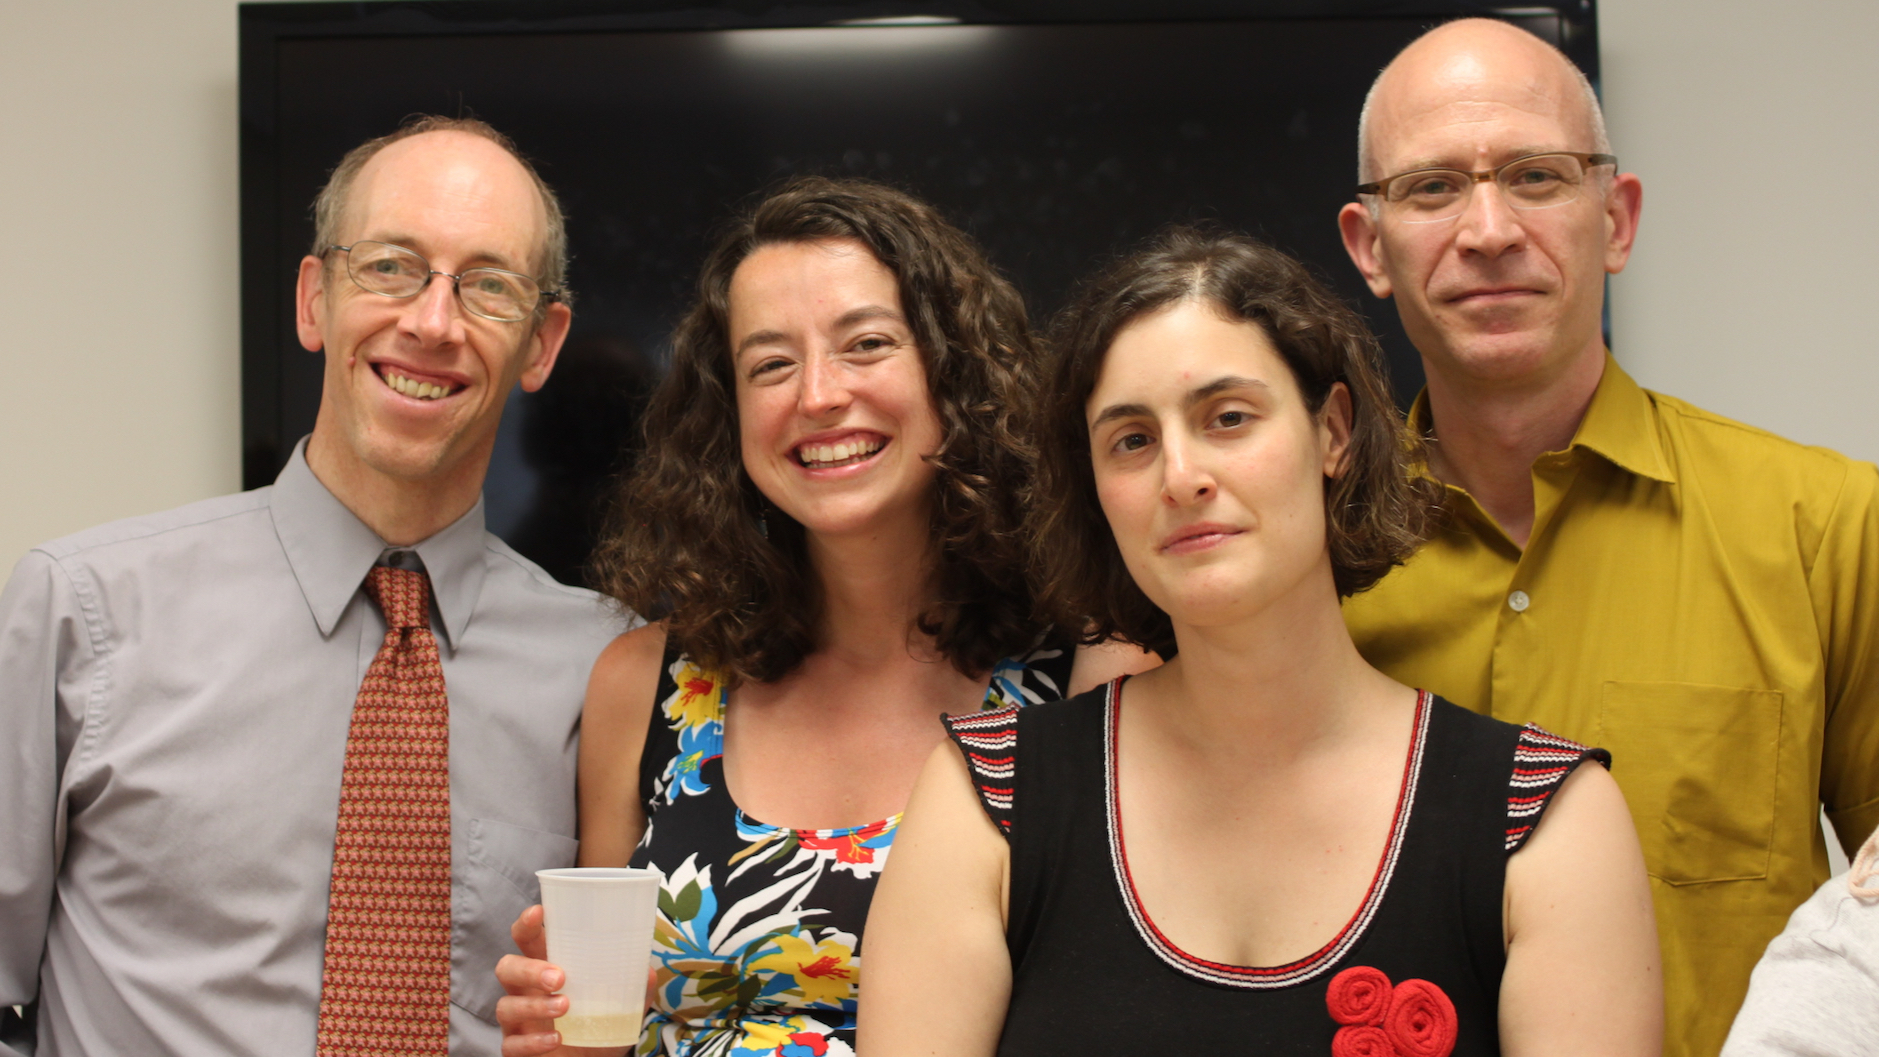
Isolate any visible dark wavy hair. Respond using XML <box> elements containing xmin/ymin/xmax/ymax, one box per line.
<box><xmin>1032</xmin><ymin>227</ymin><xmax>1443</xmax><ymax>656</ymax></box>
<box><xmin>592</xmin><ymin>176</ymin><xmax>1044</xmax><ymax>685</ymax></box>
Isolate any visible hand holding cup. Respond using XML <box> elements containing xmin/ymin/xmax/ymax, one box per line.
<box><xmin>496</xmin><ymin>905</ymin><xmax>587</xmax><ymax>1057</ymax></box>
<box><xmin>498</xmin><ymin>868</ymin><xmax>660</xmax><ymax>1053</ymax></box>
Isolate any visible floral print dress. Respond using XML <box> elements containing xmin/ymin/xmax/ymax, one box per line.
<box><xmin>628</xmin><ymin>640</ymin><xmax>1076</xmax><ymax>1057</ymax></box>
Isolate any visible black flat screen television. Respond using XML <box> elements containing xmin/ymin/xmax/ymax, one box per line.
<box><xmin>240</xmin><ymin>0</ymin><xmax>1600</xmax><ymax>585</ymax></box>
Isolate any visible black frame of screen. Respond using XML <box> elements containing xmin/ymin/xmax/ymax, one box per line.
<box><xmin>237</xmin><ymin>0</ymin><xmax>1599</xmax><ymax>490</ymax></box>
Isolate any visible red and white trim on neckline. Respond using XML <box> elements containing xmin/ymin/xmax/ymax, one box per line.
<box><xmin>1103</xmin><ymin>681</ymin><xmax>1434</xmax><ymax>990</ymax></box>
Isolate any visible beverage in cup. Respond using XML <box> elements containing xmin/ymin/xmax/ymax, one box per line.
<box><xmin>535</xmin><ymin>867</ymin><xmax>661</xmax><ymax>1047</ymax></box>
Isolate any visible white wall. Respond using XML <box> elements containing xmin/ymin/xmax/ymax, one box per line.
<box><xmin>3</xmin><ymin>0</ymin><xmax>1875</xmax><ymax>572</ymax></box>
<box><xmin>1602</xmin><ymin>0</ymin><xmax>1879</xmax><ymax>460</ymax></box>
<box><xmin>1</xmin><ymin>1</ymin><xmax>248</xmax><ymax>573</ymax></box>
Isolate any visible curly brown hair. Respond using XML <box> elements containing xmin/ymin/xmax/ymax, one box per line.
<box><xmin>1032</xmin><ymin>227</ymin><xmax>1442</xmax><ymax>656</ymax></box>
<box><xmin>591</xmin><ymin>176</ymin><xmax>1045</xmax><ymax>685</ymax></box>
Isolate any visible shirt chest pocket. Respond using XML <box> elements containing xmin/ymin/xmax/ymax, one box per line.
<box><xmin>454</xmin><ymin>816</ymin><xmax>580</xmax><ymax>1022</ymax></box>
<box><xmin>1597</xmin><ymin>681</ymin><xmax>1784</xmax><ymax>885</ymax></box>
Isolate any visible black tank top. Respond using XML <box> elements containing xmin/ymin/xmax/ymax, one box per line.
<box><xmin>942</xmin><ymin>681</ymin><xmax>1607</xmax><ymax>1057</ymax></box>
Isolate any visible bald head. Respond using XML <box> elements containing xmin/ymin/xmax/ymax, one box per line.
<box><xmin>312</xmin><ymin>115</ymin><xmax>570</xmax><ymax>302</ymax></box>
<box><xmin>343</xmin><ymin>131</ymin><xmax>549</xmax><ymax>265</ymax></box>
<box><xmin>1358</xmin><ymin>19</ymin><xmax>1608</xmax><ymax>183</ymax></box>
<box><xmin>1335</xmin><ymin>14</ymin><xmax>1642</xmax><ymax>414</ymax></box>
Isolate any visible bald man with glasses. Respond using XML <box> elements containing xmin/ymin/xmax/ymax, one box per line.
<box><xmin>1337</xmin><ymin>19</ymin><xmax>1879</xmax><ymax>1057</ymax></box>
<box><xmin>0</xmin><ymin>116</ymin><xmax>624</xmax><ymax>1056</ymax></box>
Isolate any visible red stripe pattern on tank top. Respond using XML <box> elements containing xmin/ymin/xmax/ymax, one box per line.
<box><xmin>1104</xmin><ymin>684</ymin><xmax>1434</xmax><ymax>990</ymax></box>
<box><xmin>1505</xmin><ymin>724</ymin><xmax>1610</xmax><ymax>852</ymax></box>
<box><xmin>944</xmin><ymin>704</ymin><xmax>1023</xmax><ymax>833</ymax></box>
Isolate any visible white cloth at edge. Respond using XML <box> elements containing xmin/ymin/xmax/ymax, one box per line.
<box><xmin>1721</xmin><ymin>822</ymin><xmax>1879</xmax><ymax>1055</ymax></box>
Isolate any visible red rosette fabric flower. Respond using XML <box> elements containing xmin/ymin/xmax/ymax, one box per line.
<box><xmin>1383</xmin><ymin>978</ymin><xmax>1458</xmax><ymax>1057</ymax></box>
<box><xmin>1331</xmin><ymin>1025</ymin><xmax>1398</xmax><ymax>1057</ymax></box>
<box><xmin>1326</xmin><ymin>965</ymin><xmax>1394</xmax><ymax>1026</ymax></box>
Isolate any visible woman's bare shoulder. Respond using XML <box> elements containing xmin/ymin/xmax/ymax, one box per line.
<box><xmin>1067</xmin><ymin>638</ymin><xmax>1162</xmax><ymax>697</ymax></box>
<box><xmin>1503</xmin><ymin>758</ymin><xmax>1655</xmax><ymax>953</ymax></box>
<box><xmin>577</xmin><ymin>623</ymin><xmax>670</xmax><ymax>864</ymax></box>
<box><xmin>584</xmin><ymin>622</ymin><xmax>670</xmax><ymax>728</ymax></box>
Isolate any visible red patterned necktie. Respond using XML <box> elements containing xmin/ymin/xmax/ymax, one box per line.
<box><xmin>317</xmin><ymin>566</ymin><xmax>452</xmax><ymax>1055</ymax></box>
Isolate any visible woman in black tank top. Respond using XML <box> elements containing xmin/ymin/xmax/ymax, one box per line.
<box><xmin>858</xmin><ymin>230</ymin><xmax>1661</xmax><ymax>1056</ymax></box>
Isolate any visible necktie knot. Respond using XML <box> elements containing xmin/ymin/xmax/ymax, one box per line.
<box><xmin>366</xmin><ymin>565</ymin><xmax>432</xmax><ymax>631</ymax></box>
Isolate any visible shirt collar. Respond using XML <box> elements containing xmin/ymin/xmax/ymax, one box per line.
<box><xmin>1407</xmin><ymin>350</ymin><xmax>1675</xmax><ymax>486</ymax></box>
<box><xmin>269</xmin><ymin>437</ymin><xmax>489</xmax><ymax>650</ymax></box>
<box><xmin>1566</xmin><ymin>353</ymin><xmax>1676</xmax><ymax>484</ymax></box>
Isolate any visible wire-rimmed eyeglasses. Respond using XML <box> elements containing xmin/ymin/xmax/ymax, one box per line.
<box><xmin>325</xmin><ymin>241</ymin><xmax>559</xmax><ymax>322</ymax></box>
<box><xmin>1356</xmin><ymin>152</ymin><xmax>1618</xmax><ymax>224</ymax></box>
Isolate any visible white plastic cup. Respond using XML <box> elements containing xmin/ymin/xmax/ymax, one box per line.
<box><xmin>535</xmin><ymin>867</ymin><xmax>660</xmax><ymax>1048</ymax></box>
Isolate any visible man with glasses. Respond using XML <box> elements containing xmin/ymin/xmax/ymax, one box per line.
<box><xmin>1337</xmin><ymin>18</ymin><xmax>1879</xmax><ymax>1057</ymax></box>
<box><xmin>0</xmin><ymin>117</ymin><xmax>622</xmax><ymax>1056</ymax></box>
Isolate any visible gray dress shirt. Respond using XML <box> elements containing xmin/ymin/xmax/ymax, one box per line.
<box><xmin>0</xmin><ymin>441</ymin><xmax>627</xmax><ymax>1056</ymax></box>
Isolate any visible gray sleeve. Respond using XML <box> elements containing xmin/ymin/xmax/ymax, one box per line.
<box><xmin>0</xmin><ymin>550</ymin><xmax>93</xmax><ymax>1057</ymax></box>
<box><xmin>1721</xmin><ymin>881</ymin><xmax>1879</xmax><ymax>1056</ymax></box>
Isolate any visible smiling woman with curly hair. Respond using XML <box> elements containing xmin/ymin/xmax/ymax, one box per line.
<box><xmin>493</xmin><ymin>176</ymin><xmax>1153</xmax><ymax>1057</ymax></box>
<box><xmin>593</xmin><ymin>177</ymin><xmax>1051</xmax><ymax>685</ymax></box>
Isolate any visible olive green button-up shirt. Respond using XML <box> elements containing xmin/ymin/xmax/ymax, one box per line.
<box><xmin>1343</xmin><ymin>355</ymin><xmax>1879</xmax><ymax>1057</ymax></box>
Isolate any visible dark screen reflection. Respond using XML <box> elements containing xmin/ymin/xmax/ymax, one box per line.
<box><xmin>268</xmin><ymin>16</ymin><xmax>1560</xmax><ymax>584</ymax></box>
<box><xmin>496</xmin><ymin>336</ymin><xmax>659</xmax><ymax>587</ymax></box>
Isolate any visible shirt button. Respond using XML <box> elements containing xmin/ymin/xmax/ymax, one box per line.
<box><xmin>1508</xmin><ymin>590</ymin><xmax>1531</xmax><ymax>613</ymax></box>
